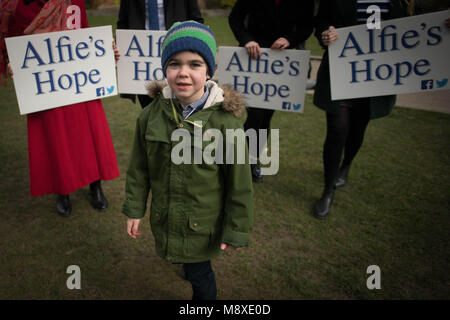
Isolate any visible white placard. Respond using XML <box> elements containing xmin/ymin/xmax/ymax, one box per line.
<box><xmin>116</xmin><ymin>29</ymin><xmax>166</xmax><ymax>94</ymax></box>
<box><xmin>329</xmin><ymin>10</ymin><xmax>450</xmax><ymax>100</ymax></box>
<box><xmin>218</xmin><ymin>46</ymin><xmax>310</xmax><ymax>112</ymax></box>
<box><xmin>5</xmin><ymin>26</ymin><xmax>117</xmax><ymax>115</ymax></box>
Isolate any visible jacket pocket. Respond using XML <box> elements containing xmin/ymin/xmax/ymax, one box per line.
<box><xmin>186</xmin><ymin>214</ymin><xmax>220</xmax><ymax>256</ymax></box>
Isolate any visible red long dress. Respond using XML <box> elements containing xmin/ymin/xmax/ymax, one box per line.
<box><xmin>8</xmin><ymin>0</ymin><xmax>120</xmax><ymax>196</ymax></box>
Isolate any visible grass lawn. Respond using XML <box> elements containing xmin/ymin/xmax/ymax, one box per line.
<box><xmin>0</xmin><ymin>15</ymin><xmax>448</xmax><ymax>300</ymax></box>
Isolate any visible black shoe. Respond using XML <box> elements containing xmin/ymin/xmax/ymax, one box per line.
<box><xmin>251</xmin><ymin>164</ymin><xmax>263</xmax><ymax>183</ymax></box>
<box><xmin>56</xmin><ymin>194</ymin><xmax>72</xmax><ymax>217</ymax></box>
<box><xmin>313</xmin><ymin>188</ymin><xmax>335</xmax><ymax>219</ymax></box>
<box><xmin>334</xmin><ymin>165</ymin><xmax>350</xmax><ymax>188</ymax></box>
<box><xmin>89</xmin><ymin>180</ymin><xmax>108</xmax><ymax>210</ymax></box>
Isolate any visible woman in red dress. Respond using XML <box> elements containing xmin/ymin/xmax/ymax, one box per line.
<box><xmin>0</xmin><ymin>0</ymin><xmax>120</xmax><ymax>216</ymax></box>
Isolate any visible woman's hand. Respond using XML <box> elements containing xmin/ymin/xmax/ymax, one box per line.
<box><xmin>321</xmin><ymin>26</ymin><xmax>339</xmax><ymax>47</ymax></box>
<box><xmin>113</xmin><ymin>39</ymin><xmax>120</xmax><ymax>65</ymax></box>
<box><xmin>270</xmin><ymin>37</ymin><xmax>290</xmax><ymax>50</ymax></box>
<box><xmin>7</xmin><ymin>62</ymin><xmax>13</xmax><ymax>78</ymax></box>
<box><xmin>245</xmin><ymin>41</ymin><xmax>262</xmax><ymax>60</ymax></box>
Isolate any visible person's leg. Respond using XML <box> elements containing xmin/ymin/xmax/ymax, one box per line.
<box><xmin>335</xmin><ymin>99</ymin><xmax>371</xmax><ymax>187</ymax></box>
<box><xmin>89</xmin><ymin>180</ymin><xmax>108</xmax><ymax>210</ymax></box>
<box><xmin>56</xmin><ymin>194</ymin><xmax>71</xmax><ymax>217</ymax></box>
<box><xmin>245</xmin><ymin>108</ymin><xmax>273</xmax><ymax>182</ymax></box>
<box><xmin>183</xmin><ymin>261</ymin><xmax>217</xmax><ymax>300</ymax></box>
<box><xmin>314</xmin><ymin>106</ymin><xmax>350</xmax><ymax>219</ymax></box>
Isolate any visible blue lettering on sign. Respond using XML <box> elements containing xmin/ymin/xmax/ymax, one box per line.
<box><xmin>338</xmin><ymin>18</ymin><xmax>444</xmax><ymax>87</ymax></box>
<box><xmin>132</xmin><ymin>61</ymin><xmax>164</xmax><ymax>81</ymax></box>
<box><xmin>125</xmin><ymin>34</ymin><xmax>165</xmax><ymax>57</ymax></box>
<box><xmin>19</xmin><ymin>33</ymin><xmax>110</xmax><ymax>95</ymax></box>
<box><xmin>232</xmin><ymin>76</ymin><xmax>290</xmax><ymax>102</ymax></box>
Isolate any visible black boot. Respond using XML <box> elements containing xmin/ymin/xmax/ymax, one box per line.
<box><xmin>334</xmin><ymin>165</ymin><xmax>350</xmax><ymax>188</ymax></box>
<box><xmin>56</xmin><ymin>194</ymin><xmax>72</xmax><ymax>217</ymax></box>
<box><xmin>89</xmin><ymin>180</ymin><xmax>108</xmax><ymax>210</ymax></box>
<box><xmin>251</xmin><ymin>164</ymin><xmax>263</xmax><ymax>183</ymax></box>
<box><xmin>313</xmin><ymin>187</ymin><xmax>335</xmax><ymax>219</ymax></box>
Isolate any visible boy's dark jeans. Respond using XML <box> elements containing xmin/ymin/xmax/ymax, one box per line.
<box><xmin>183</xmin><ymin>261</ymin><xmax>217</xmax><ymax>300</ymax></box>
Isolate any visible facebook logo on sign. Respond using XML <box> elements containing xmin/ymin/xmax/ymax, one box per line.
<box><xmin>96</xmin><ymin>87</ymin><xmax>105</xmax><ymax>96</ymax></box>
<box><xmin>421</xmin><ymin>80</ymin><xmax>433</xmax><ymax>90</ymax></box>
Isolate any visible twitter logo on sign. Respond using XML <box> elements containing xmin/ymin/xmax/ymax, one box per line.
<box><xmin>107</xmin><ymin>85</ymin><xmax>115</xmax><ymax>94</ymax></box>
<box><xmin>436</xmin><ymin>78</ymin><xmax>448</xmax><ymax>88</ymax></box>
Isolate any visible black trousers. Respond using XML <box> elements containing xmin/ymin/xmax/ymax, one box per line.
<box><xmin>322</xmin><ymin>99</ymin><xmax>371</xmax><ymax>190</ymax></box>
<box><xmin>183</xmin><ymin>261</ymin><xmax>217</xmax><ymax>300</ymax></box>
<box><xmin>244</xmin><ymin>107</ymin><xmax>275</xmax><ymax>158</ymax></box>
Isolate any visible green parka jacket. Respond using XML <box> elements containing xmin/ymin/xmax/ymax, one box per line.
<box><xmin>122</xmin><ymin>80</ymin><xmax>254</xmax><ymax>263</ymax></box>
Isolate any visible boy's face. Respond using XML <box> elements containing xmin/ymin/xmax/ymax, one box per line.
<box><xmin>166</xmin><ymin>51</ymin><xmax>209</xmax><ymax>106</ymax></box>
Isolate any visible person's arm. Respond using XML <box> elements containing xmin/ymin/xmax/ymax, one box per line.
<box><xmin>314</xmin><ymin>0</ymin><xmax>335</xmax><ymax>48</ymax></box>
<box><xmin>219</xmin><ymin>121</ymin><xmax>254</xmax><ymax>249</ymax></box>
<box><xmin>229</xmin><ymin>0</ymin><xmax>262</xmax><ymax>59</ymax></box>
<box><xmin>279</xmin><ymin>1</ymin><xmax>315</xmax><ymax>49</ymax></box>
<box><xmin>78</xmin><ymin>0</ymin><xmax>89</xmax><ymax>29</ymax></box>
<box><xmin>122</xmin><ymin>115</ymin><xmax>151</xmax><ymax>222</ymax></box>
<box><xmin>117</xmin><ymin>0</ymin><xmax>130</xmax><ymax>29</ymax></box>
<box><xmin>228</xmin><ymin>0</ymin><xmax>255</xmax><ymax>47</ymax></box>
<box><xmin>186</xmin><ymin>0</ymin><xmax>204</xmax><ymax>24</ymax></box>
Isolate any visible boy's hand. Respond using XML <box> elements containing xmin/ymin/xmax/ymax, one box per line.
<box><xmin>270</xmin><ymin>37</ymin><xmax>290</xmax><ymax>50</ymax></box>
<box><xmin>127</xmin><ymin>218</ymin><xmax>141</xmax><ymax>239</ymax></box>
<box><xmin>220</xmin><ymin>243</ymin><xmax>240</xmax><ymax>251</ymax></box>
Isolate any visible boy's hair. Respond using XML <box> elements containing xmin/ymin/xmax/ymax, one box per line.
<box><xmin>161</xmin><ymin>21</ymin><xmax>217</xmax><ymax>77</ymax></box>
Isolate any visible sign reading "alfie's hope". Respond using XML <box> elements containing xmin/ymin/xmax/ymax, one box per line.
<box><xmin>116</xmin><ymin>29</ymin><xmax>166</xmax><ymax>94</ymax></box>
<box><xmin>218</xmin><ymin>46</ymin><xmax>310</xmax><ymax>112</ymax></box>
<box><xmin>5</xmin><ymin>26</ymin><xmax>117</xmax><ymax>115</ymax></box>
<box><xmin>329</xmin><ymin>10</ymin><xmax>450</xmax><ymax>100</ymax></box>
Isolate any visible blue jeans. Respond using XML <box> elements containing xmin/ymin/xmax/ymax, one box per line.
<box><xmin>183</xmin><ymin>261</ymin><xmax>217</xmax><ymax>300</ymax></box>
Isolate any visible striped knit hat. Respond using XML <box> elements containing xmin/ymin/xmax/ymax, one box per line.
<box><xmin>161</xmin><ymin>21</ymin><xmax>217</xmax><ymax>77</ymax></box>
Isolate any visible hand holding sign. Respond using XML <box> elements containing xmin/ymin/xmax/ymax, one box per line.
<box><xmin>7</xmin><ymin>62</ymin><xmax>13</xmax><ymax>78</ymax></box>
<box><xmin>321</xmin><ymin>26</ymin><xmax>339</xmax><ymax>47</ymax></box>
<box><xmin>270</xmin><ymin>37</ymin><xmax>290</xmax><ymax>50</ymax></box>
<box><xmin>113</xmin><ymin>39</ymin><xmax>120</xmax><ymax>65</ymax></box>
<box><xmin>244</xmin><ymin>41</ymin><xmax>262</xmax><ymax>60</ymax></box>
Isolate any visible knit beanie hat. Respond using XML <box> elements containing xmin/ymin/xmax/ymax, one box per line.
<box><xmin>161</xmin><ymin>21</ymin><xmax>217</xmax><ymax>78</ymax></box>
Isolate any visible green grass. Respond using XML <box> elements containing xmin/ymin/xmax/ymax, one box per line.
<box><xmin>0</xmin><ymin>15</ymin><xmax>448</xmax><ymax>300</ymax></box>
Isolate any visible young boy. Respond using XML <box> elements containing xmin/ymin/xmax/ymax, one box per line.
<box><xmin>122</xmin><ymin>21</ymin><xmax>254</xmax><ymax>300</ymax></box>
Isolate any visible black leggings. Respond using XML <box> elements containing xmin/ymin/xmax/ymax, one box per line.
<box><xmin>322</xmin><ymin>99</ymin><xmax>371</xmax><ymax>190</ymax></box>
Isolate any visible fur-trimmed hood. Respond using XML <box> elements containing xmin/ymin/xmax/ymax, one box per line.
<box><xmin>146</xmin><ymin>80</ymin><xmax>246</xmax><ymax>117</ymax></box>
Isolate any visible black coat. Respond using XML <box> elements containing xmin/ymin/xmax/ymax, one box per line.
<box><xmin>117</xmin><ymin>0</ymin><xmax>203</xmax><ymax>30</ymax></box>
<box><xmin>228</xmin><ymin>0</ymin><xmax>315</xmax><ymax>49</ymax></box>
